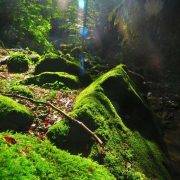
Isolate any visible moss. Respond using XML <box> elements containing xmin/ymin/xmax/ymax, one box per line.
<box><xmin>0</xmin><ymin>95</ymin><xmax>33</xmax><ymax>131</ymax></box>
<box><xmin>23</xmin><ymin>72</ymin><xmax>80</xmax><ymax>90</ymax></box>
<box><xmin>34</xmin><ymin>52</ymin><xmax>80</xmax><ymax>75</ymax></box>
<box><xmin>48</xmin><ymin>65</ymin><xmax>170</xmax><ymax>179</ymax></box>
<box><xmin>48</xmin><ymin>120</ymin><xmax>70</xmax><ymax>146</ymax></box>
<box><xmin>7</xmin><ymin>52</ymin><xmax>29</xmax><ymax>73</ymax></box>
<box><xmin>10</xmin><ymin>85</ymin><xmax>33</xmax><ymax>98</ymax></box>
<box><xmin>29</xmin><ymin>54</ymin><xmax>41</xmax><ymax>64</ymax></box>
<box><xmin>0</xmin><ymin>132</ymin><xmax>115</xmax><ymax>179</ymax></box>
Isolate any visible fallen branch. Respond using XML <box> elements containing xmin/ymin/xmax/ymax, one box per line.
<box><xmin>0</xmin><ymin>74</ymin><xmax>6</xmax><ymax>79</ymax></box>
<box><xmin>2</xmin><ymin>93</ymin><xmax>104</xmax><ymax>147</ymax></box>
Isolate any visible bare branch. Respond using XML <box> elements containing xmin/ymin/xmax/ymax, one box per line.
<box><xmin>2</xmin><ymin>93</ymin><xmax>104</xmax><ymax>147</ymax></box>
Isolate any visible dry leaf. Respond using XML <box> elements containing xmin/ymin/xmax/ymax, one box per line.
<box><xmin>4</xmin><ymin>135</ymin><xmax>17</xmax><ymax>145</ymax></box>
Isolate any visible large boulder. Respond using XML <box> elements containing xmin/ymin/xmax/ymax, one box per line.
<box><xmin>7</xmin><ymin>53</ymin><xmax>29</xmax><ymax>73</ymax></box>
<box><xmin>34</xmin><ymin>53</ymin><xmax>80</xmax><ymax>75</ymax></box>
<box><xmin>0</xmin><ymin>95</ymin><xmax>33</xmax><ymax>131</ymax></box>
<box><xmin>48</xmin><ymin>65</ymin><xmax>170</xmax><ymax>179</ymax></box>
<box><xmin>0</xmin><ymin>132</ymin><xmax>115</xmax><ymax>179</ymax></box>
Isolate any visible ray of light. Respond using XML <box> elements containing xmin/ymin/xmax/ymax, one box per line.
<box><xmin>78</xmin><ymin>0</ymin><xmax>85</xmax><ymax>9</ymax></box>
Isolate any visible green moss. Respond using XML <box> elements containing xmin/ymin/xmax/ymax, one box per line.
<box><xmin>29</xmin><ymin>54</ymin><xmax>41</xmax><ymax>64</ymax></box>
<box><xmin>0</xmin><ymin>132</ymin><xmax>115</xmax><ymax>179</ymax></box>
<box><xmin>7</xmin><ymin>52</ymin><xmax>30</xmax><ymax>73</ymax></box>
<box><xmin>23</xmin><ymin>72</ymin><xmax>80</xmax><ymax>90</ymax></box>
<box><xmin>34</xmin><ymin>52</ymin><xmax>80</xmax><ymax>75</ymax></box>
<box><xmin>10</xmin><ymin>85</ymin><xmax>33</xmax><ymax>98</ymax></box>
<box><xmin>48</xmin><ymin>65</ymin><xmax>170</xmax><ymax>179</ymax></box>
<box><xmin>48</xmin><ymin>120</ymin><xmax>70</xmax><ymax>146</ymax></box>
<box><xmin>0</xmin><ymin>95</ymin><xmax>33</xmax><ymax>131</ymax></box>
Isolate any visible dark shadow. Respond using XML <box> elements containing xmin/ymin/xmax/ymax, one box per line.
<box><xmin>101</xmin><ymin>76</ymin><xmax>165</xmax><ymax>145</ymax></box>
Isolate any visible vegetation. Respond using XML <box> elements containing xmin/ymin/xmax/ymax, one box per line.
<box><xmin>24</xmin><ymin>72</ymin><xmax>80</xmax><ymax>90</ymax></box>
<box><xmin>0</xmin><ymin>95</ymin><xmax>33</xmax><ymax>131</ymax></box>
<box><xmin>0</xmin><ymin>0</ymin><xmax>179</xmax><ymax>179</ymax></box>
<box><xmin>7</xmin><ymin>52</ymin><xmax>30</xmax><ymax>73</ymax></box>
<box><xmin>48</xmin><ymin>65</ymin><xmax>170</xmax><ymax>179</ymax></box>
<box><xmin>34</xmin><ymin>52</ymin><xmax>80</xmax><ymax>75</ymax></box>
<box><xmin>10</xmin><ymin>85</ymin><xmax>33</xmax><ymax>98</ymax></box>
<box><xmin>0</xmin><ymin>132</ymin><xmax>115</xmax><ymax>179</ymax></box>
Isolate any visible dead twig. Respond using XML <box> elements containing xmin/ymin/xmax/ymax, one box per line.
<box><xmin>2</xmin><ymin>93</ymin><xmax>104</xmax><ymax>147</ymax></box>
<box><xmin>0</xmin><ymin>74</ymin><xmax>6</xmax><ymax>79</ymax></box>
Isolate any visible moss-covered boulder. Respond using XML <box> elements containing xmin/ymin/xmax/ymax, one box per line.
<box><xmin>0</xmin><ymin>132</ymin><xmax>115</xmax><ymax>179</ymax></box>
<box><xmin>34</xmin><ymin>53</ymin><xmax>80</xmax><ymax>75</ymax></box>
<box><xmin>7</xmin><ymin>52</ymin><xmax>29</xmax><ymax>73</ymax></box>
<box><xmin>0</xmin><ymin>95</ymin><xmax>33</xmax><ymax>131</ymax></box>
<box><xmin>48</xmin><ymin>65</ymin><xmax>170</xmax><ymax>179</ymax></box>
<box><xmin>23</xmin><ymin>72</ymin><xmax>80</xmax><ymax>90</ymax></box>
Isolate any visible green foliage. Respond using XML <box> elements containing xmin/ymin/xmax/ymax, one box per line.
<box><xmin>7</xmin><ymin>52</ymin><xmax>29</xmax><ymax>73</ymax></box>
<box><xmin>0</xmin><ymin>95</ymin><xmax>33</xmax><ymax>131</ymax></box>
<box><xmin>0</xmin><ymin>132</ymin><xmax>115</xmax><ymax>179</ymax></box>
<box><xmin>0</xmin><ymin>0</ymin><xmax>55</xmax><ymax>53</ymax></box>
<box><xmin>34</xmin><ymin>52</ymin><xmax>80</xmax><ymax>75</ymax></box>
<box><xmin>0</xmin><ymin>0</ymin><xmax>82</xmax><ymax>52</ymax></box>
<box><xmin>48</xmin><ymin>65</ymin><xmax>170</xmax><ymax>179</ymax></box>
<box><xmin>23</xmin><ymin>72</ymin><xmax>80</xmax><ymax>90</ymax></box>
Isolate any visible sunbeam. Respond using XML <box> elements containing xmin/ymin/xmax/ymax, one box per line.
<box><xmin>78</xmin><ymin>0</ymin><xmax>85</xmax><ymax>9</ymax></box>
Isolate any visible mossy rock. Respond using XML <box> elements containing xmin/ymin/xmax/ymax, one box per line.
<box><xmin>0</xmin><ymin>95</ymin><xmax>33</xmax><ymax>131</ymax></box>
<box><xmin>0</xmin><ymin>132</ymin><xmax>115</xmax><ymax>179</ymax></box>
<box><xmin>10</xmin><ymin>85</ymin><xmax>33</xmax><ymax>98</ymax></box>
<box><xmin>48</xmin><ymin>65</ymin><xmax>170</xmax><ymax>179</ymax></box>
<box><xmin>23</xmin><ymin>72</ymin><xmax>80</xmax><ymax>90</ymax></box>
<box><xmin>7</xmin><ymin>52</ymin><xmax>29</xmax><ymax>73</ymax></box>
<box><xmin>34</xmin><ymin>52</ymin><xmax>80</xmax><ymax>75</ymax></box>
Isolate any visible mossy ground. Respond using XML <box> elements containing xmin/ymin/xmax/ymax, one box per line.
<box><xmin>0</xmin><ymin>132</ymin><xmax>114</xmax><ymax>180</ymax></box>
<box><xmin>10</xmin><ymin>85</ymin><xmax>33</xmax><ymax>98</ymax></box>
<box><xmin>48</xmin><ymin>65</ymin><xmax>170</xmax><ymax>179</ymax></box>
<box><xmin>0</xmin><ymin>77</ymin><xmax>33</xmax><ymax>98</ymax></box>
<box><xmin>0</xmin><ymin>95</ymin><xmax>33</xmax><ymax>131</ymax></box>
<box><xmin>23</xmin><ymin>72</ymin><xmax>81</xmax><ymax>90</ymax></box>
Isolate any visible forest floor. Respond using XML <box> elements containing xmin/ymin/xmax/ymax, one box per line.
<box><xmin>147</xmin><ymin>76</ymin><xmax>180</xmax><ymax>178</ymax></box>
<box><xmin>0</xmin><ymin>49</ymin><xmax>80</xmax><ymax>139</ymax></box>
<box><xmin>0</xmin><ymin>48</ymin><xmax>179</xmax><ymax>178</ymax></box>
